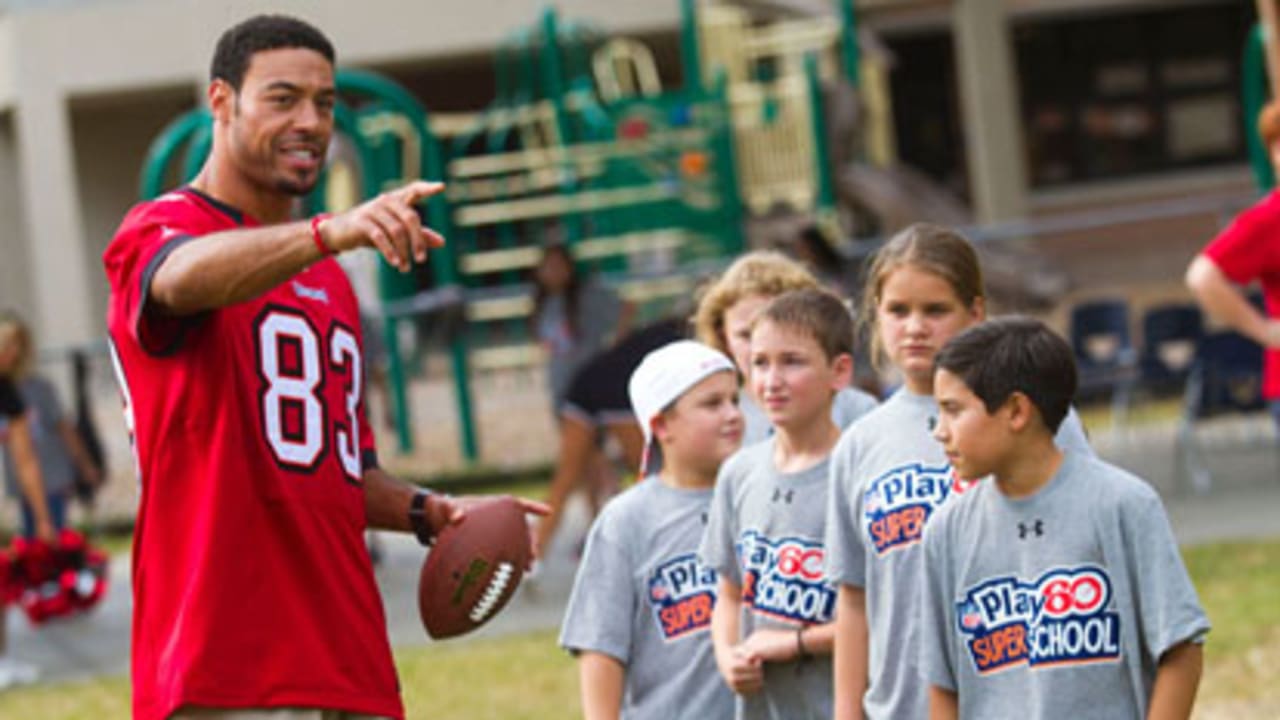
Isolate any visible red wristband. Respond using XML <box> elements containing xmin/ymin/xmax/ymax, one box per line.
<box><xmin>310</xmin><ymin>213</ymin><xmax>333</xmax><ymax>256</ymax></box>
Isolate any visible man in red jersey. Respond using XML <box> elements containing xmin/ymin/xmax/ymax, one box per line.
<box><xmin>103</xmin><ymin>15</ymin><xmax>545</xmax><ymax>720</ymax></box>
<box><xmin>1186</xmin><ymin>101</ymin><xmax>1280</xmax><ymax>432</ymax></box>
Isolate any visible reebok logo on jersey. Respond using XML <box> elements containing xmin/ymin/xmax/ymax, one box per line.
<box><xmin>648</xmin><ymin>553</ymin><xmax>718</xmax><ymax>641</ymax></box>
<box><xmin>291</xmin><ymin>281</ymin><xmax>330</xmax><ymax>304</ymax></box>
<box><xmin>738</xmin><ymin>531</ymin><xmax>835</xmax><ymax>624</ymax></box>
<box><xmin>956</xmin><ymin>565</ymin><xmax>1121</xmax><ymax>675</ymax></box>
<box><xmin>862</xmin><ymin>462</ymin><xmax>961</xmax><ymax>555</ymax></box>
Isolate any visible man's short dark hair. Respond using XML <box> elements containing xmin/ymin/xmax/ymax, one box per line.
<box><xmin>211</xmin><ymin>15</ymin><xmax>335</xmax><ymax>91</ymax></box>
<box><xmin>934</xmin><ymin>316</ymin><xmax>1077</xmax><ymax>433</ymax></box>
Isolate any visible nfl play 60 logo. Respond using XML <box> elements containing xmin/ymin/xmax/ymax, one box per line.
<box><xmin>956</xmin><ymin>565</ymin><xmax>1121</xmax><ymax>674</ymax></box>
<box><xmin>739</xmin><ymin>531</ymin><xmax>835</xmax><ymax>624</ymax></box>
<box><xmin>862</xmin><ymin>463</ymin><xmax>956</xmax><ymax>555</ymax></box>
<box><xmin>648</xmin><ymin>553</ymin><xmax>718</xmax><ymax>641</ymax></box>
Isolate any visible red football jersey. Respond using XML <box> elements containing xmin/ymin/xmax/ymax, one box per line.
<box><xmin>104</xmin><ymin>187</ymin><xmax>402</xmax><ymax>720</ymax></box>
<box><xmin>1204</xmin><ymin>190</ymin><xmax>1280</xmax><ymax>399</ymax></box>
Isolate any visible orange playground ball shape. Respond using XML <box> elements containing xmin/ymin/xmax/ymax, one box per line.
<box><xmin>680</xmin><ymin>150</ymin><xmax>709</xmax><ymax>178</ymax></box>
<box><xmin>418</xmin><ymin>497</ymin><xmax>531</xmax><ymax>639</ymax></box>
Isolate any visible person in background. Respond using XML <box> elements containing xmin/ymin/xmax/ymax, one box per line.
<box><xmin>0</xmin><ymin>324</ymin><xmax>57</xmax><ymax>690</ymax></box>
<box><xmin>1186</xmin><ymin>101</ymin><xmax>1280</xmax><ymax>431</ymax></box>
<box><xmin>0</xmin><ymin>312</ymin><xmax>104</xmax><ymax>537</ymax></box>
<box><xmin>531</xmin><ymin>243</ymin><xmax>634</xmax><ymax>413</ymax></box>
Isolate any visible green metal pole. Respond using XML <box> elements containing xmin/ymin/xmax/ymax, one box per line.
<box><xmin>182</xmin><ymin>124</ymin><xmax>213</xmax><ymax>182</ymax></box>
<box><xmin>709</xmin><ymin>69</ymin><xmax>746</xmax><ymax>254</ymax></box>
<box><xmin>837</xmin><ymin>0</ymin><xmax>861</xmax><ymax>88</ymax></box>
<box><xmin>680</xmin><ymin>0</ymin><xmax>704</xmax><ymax>93</ymax></box>
<box><xmin>139</xmin><ymin>110</ymin><xmax>209</xmax><ymax>199</ymax></box>
<box><xmin>540</xmin><ymin>7</ymin><xmax>571</xmax><ymax>142</ymax></box>
<box><xmin>540</xmin><ymin>7</ymin><xmax>584</xmax><ymax>245</ymax></box>
<box><xmin>1244</xmin><ymin>23</ymin><xmax>1275</xmax><ymax>191</ymax></box>
<box><xmin>805</xmin><ymin>53</ymin><xmax>838</xmax><ymax>217</ymax></box>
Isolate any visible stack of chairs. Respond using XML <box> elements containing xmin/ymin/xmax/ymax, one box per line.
<box><xmin>1068</xmin><ymin>296</ymin><xmax>1274</xmax><ymax>493</ymax></box>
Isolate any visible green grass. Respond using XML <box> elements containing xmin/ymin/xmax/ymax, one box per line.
<box><xmin>2</xmin><ymin>540</ymin><xmax>1276</xmax><ymax>718</ymax></box>
<box><xmin>1182</xmin><ymin>539</ymin><xmax>1280</xmax><ymax>709</ymax></box>
<box><xmin>398</xmin><ymin>630</ymin><xmax>577</xmax><ymax>719</ymax></box>
<box><xmin>0</xmin><ymin>675</ymin><xmax>131</xmax><ymax>720</ymax></box>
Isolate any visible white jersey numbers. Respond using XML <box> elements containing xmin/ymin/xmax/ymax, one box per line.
<box><xmin>255</xmin><ymin>307</ymin><xmax>363</xmax><ymax>481</ymax></box>
<box><xmin>328</xmin><ymin>324</ymin><xmax>362</xmax><ymax>480</ymax></box>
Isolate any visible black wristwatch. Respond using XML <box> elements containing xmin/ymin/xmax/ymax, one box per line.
<box><xmin>409</xmin><ymin>489</ymin><xmax>438</xmax><ymax>547</ymax></box>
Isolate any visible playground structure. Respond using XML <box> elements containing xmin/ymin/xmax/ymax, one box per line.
<box><xmin>137</xmin><ymin>0</ymin><xmax>918</xmax><ymax>462</ymax></box>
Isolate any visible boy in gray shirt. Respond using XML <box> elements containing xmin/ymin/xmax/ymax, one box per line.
<box><xmin>561</xmin><ymin>340</ymin><xmax>743</xmax><ymax>720</ymax></box>
<box><xmin>922</xmin><ymin>317</ymin><xmax>1209</xmax><ymax>719</ymax></box>
<box><xmin>700</xmin><ymin>289</ymin><xmax>855</xmax><ymax>719</ymax></box>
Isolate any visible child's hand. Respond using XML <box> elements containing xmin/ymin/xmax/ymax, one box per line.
<box><xmin>722</xmin><ymin>645</ymin><xmax>764</xmax><ymax>695</ymax></box>
<box><xmin>740</xmin><ymin>627</ymin><xmax>803</xmax><ymax>663</ymax></box>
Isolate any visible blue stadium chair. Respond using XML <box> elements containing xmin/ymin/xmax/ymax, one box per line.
<box><xmin>1069</xmin><ymin>299</ymin><xmax>1138</xmax><ymax>423</ymax></box>
<box><xmin>1176</xmin><ymin>330</ymin><xmax>1270</xmax><ymax>493</ymax></box>
<box><xmin>1139</xmin><ymin>304</ymin><xmax>1204</xmax><ymax>396</ymax></box>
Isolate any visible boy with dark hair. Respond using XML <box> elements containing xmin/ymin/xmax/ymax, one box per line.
<box><xmin>922</xmin><ymin>317</ymin><xmax>1209</xmax><ymax>720</ymax></box>
<box><xmin>701</xmin><ymin>288</ymin><xmax>854</xmax><ymax>719</ymax></box>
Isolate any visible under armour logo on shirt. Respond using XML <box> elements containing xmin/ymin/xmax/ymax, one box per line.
<box><xmin>772</xmin><ymin>489</ymin><xmax>794</xmax><ymax>504</ymax></box>
<box><xmin>1017</xmin><ymin>520</ymin><xmax>1045</xmax><ymax>539</ymax></box>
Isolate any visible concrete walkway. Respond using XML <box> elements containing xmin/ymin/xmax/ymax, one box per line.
<box><xmin>8</xmin><ymin>427</ymin><xmax>1279</xmax><ymax>687</ymax></box>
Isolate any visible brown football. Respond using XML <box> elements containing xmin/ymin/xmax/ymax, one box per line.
<box><xmin>418</xmin><ymin>496</ymin><xmax>530</xmax><ymax>639</ymax></box>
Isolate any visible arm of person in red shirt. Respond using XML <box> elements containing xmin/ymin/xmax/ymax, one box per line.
<box><xmin>361</xmin><ymin>467</ymin><xmax>549</xmax><ymax>559</ymax></box>
<box><xmin>1185</xmin><ymin>255</ymin><xmax>1280</xmax><ymax>348</ymax></box>
<box><xmin>149</xmin><ymin>181</ymin><xmax>446</xmax><ymax>316</ymax></box>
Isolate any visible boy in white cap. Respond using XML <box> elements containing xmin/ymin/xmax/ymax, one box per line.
<box><xmin>560</xmin><ymin>340</ymin><xmax>744</xmax><ymax>720</ymax></box>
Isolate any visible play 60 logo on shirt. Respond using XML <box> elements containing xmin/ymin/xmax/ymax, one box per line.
<box><xmin>648</xmin><ymin>553</ymin><xmax>718</xmax><ymax>641</ymax></box>
<box><xmin>739</xmin><ymin>531</ymin><xmax>835</xmax><ymax>623</ymax></box>
<box><xmin>862</xmin><ymin>462</ymin><xmax>962</xmax><ymax>554</ymax></box>
<box><xmin>956</xmin><ymin>565</ymin><xmax>1121</xmax><ymax>674</ymax></box>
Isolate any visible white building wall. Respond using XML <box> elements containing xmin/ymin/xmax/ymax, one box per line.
<box><xmin>0</xmin><ymin>112</ymin><xmax>32</xmax><ymax>315</ymax></box>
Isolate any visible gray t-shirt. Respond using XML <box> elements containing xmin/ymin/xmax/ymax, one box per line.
<box><xmin>920</xmin><ymin>450</ymin><xmax>1210</xmax><ymax>719</ymax></box>
<box><xmin>740</xmin><ymin>387</ymin><xmax>878</xmax><ymax>447</ymax></box>
<box><xmin>3</xmin><ymin>375</ymin><xmax>75</xmax><ymax>497</ymax></box>
<box><xmin>699</xmin><ymin>440</ymin><xmax>835</xmax><ymax>720</ymax></box>
<box><xmin>560</xmin><ymin>476</ymin><xmax>733</xmax><ymax>720</ymax></box>
<box><xmin>537</xmin><ymin>279</ymin><xmax>623</xmax><ymax>409</ymax></box>
<box><xmin>823</xmin><ymin>389</ymin><xmax>1093</xmax><ymax>720</ymax></box>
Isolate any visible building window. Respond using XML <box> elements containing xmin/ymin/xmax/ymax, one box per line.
<box><xmin>1016</xmin><ymin>2</ymin><xmax>1253</xmax><ymax>188</ymax></box>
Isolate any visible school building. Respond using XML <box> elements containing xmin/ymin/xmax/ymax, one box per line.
<box><xmin>0</xmin><ymin>0</ymin><xmax>1258</xmax><ymax>355</ymax></box>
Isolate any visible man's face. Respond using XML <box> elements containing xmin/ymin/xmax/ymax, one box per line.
<box><xmin>216</xmin><ymin>47</ymin><xmax>335</xmax><ymax>197</ymax></box>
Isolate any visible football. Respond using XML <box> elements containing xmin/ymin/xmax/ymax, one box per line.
<box><xmin>418</xmin><ymin>496</ymin><xmax>531</xmax><ymax>639</ymax></box>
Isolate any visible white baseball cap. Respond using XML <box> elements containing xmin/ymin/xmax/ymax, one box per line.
<box><xmin>628</xmin><ymin>340</ymin><xmax>736</xmax><ymax>476</ymax></box>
